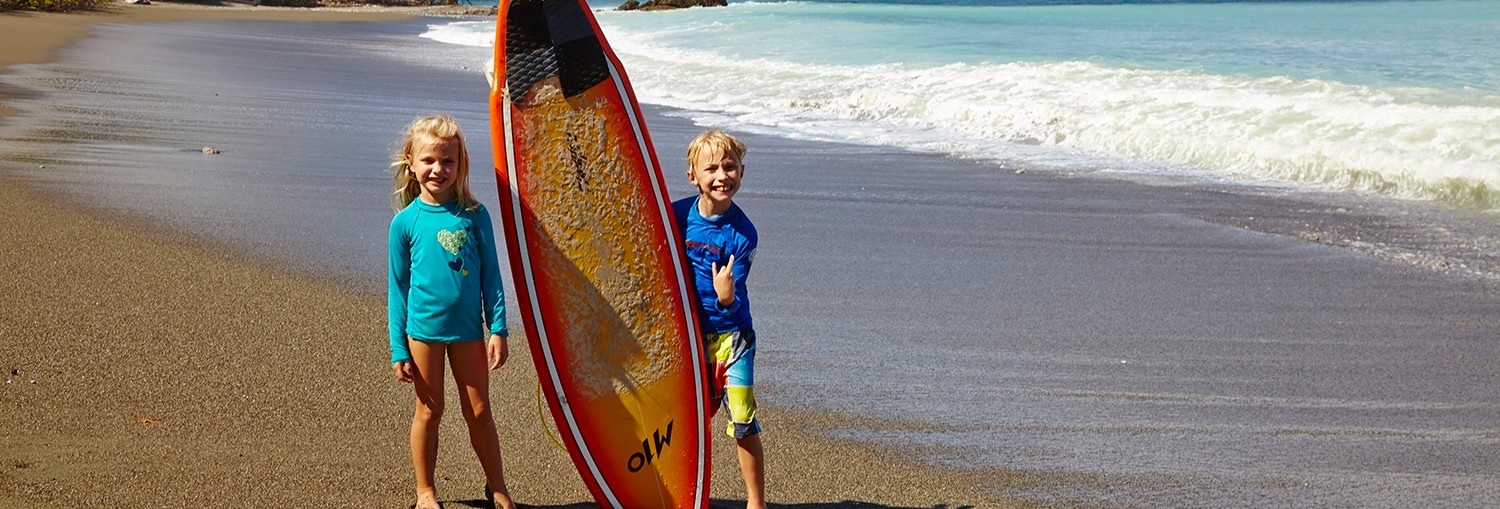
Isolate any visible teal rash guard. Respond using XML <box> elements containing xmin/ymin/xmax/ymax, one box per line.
<box><xmin>387</xmin><ymin>199</ymin><xmax>508</xmax><ymax>365</ymax></box>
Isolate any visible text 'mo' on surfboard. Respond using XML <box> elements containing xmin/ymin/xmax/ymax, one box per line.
<box><xmin>488</xmin><ymin>0</ymin><xmax>711</xmax><ymax>508</ymax></box>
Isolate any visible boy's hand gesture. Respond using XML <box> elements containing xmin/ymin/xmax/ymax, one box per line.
<box><xmin>712</xmin><ymin>254</ymin><xmax>736</xmax><ymax>308</ymax></box>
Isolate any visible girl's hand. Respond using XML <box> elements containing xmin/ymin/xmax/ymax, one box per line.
<box><xmin>487</xmin><ymin>334</ymin><xmax>509</xmax><ymax>371</ymax></box>
<box><xmin>712</xmin><ymin>254</ymin><xmax>736</xmax><ymax>307</ymax></box>
<box><xmin>393</xmin><ymin>361</ymin><xmax>415</xmax><ymax>383</ymax></box>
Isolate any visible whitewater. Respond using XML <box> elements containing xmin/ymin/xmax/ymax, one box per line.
<box><xmin>419</xmin><ymin>0</ymin><xmax>1500</xmax><ymax>213</ymax></box>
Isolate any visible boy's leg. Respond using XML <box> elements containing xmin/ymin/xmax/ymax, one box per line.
<box><xmin>736</xmin><ymin>434</ymin><xmax>766</xmax><ymax>509</ymax></box>
<box><xmin>719</xmin><ymin>330</ymin><xmax>765</xmax><ymax>509</ymax></box>
<box><xmin>409</xmin><ymin>339</ymin><xmax>447</xmax><ymax>509</ymax></box>
<box><xmin>726</xmin><ymin>384</ymin><xmax>765</xmax><ymax>509</ymax></box>
<box><xmin>449</xmin><ymin>340</ymin><xmax>516</xmax><ymax>509</ymax></box>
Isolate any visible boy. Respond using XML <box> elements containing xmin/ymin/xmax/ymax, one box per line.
<box><xmin>672</xmin><ymin>129</ymin><xmax>766</xmax><ymax>509</ymax></box>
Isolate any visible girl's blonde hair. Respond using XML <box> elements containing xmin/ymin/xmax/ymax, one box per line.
<box><xmin>685</xmin><ymin>128</ymin><xmax>747</xmax><ymax>176</ymax></box>
<box><xmin>390</xmin><ymin>114</ymin><xmax>479</xmax><ymax>212</ymax></box>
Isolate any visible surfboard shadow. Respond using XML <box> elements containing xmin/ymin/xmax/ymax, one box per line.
<box><xmin>514</xmin><ymin>193</ymin><xmax>694</xmax><ymax>505</ymax></box>
<box><xmin>755</xmin><ymin>503</ymin><xmax>976</xmax><ymax>509</ymax></box>
<box><xmin>461</xmin><ymin>500</ymin><xmax>975</xmax><ymax>509</ymax></box>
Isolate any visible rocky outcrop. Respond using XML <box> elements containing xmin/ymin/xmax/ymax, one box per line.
<box><xmin>617</xmin><ymin>0</ymin><xmax>725</xmax><ymax>11</ymax></box>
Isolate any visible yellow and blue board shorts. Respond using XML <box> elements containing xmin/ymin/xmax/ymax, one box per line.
<box><xmin>705</xmin><ymin>329</ymin><xmax>761</xmax><ymax>439</ymax></box>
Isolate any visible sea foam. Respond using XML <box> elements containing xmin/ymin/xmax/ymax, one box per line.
<box><xmin>423</xmin><ymin>11</ymin><xmax>1500</xmax><ymax>212</ymax></box>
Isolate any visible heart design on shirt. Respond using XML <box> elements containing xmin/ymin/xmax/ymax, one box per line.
<box><xmin>437</xmin><ymin>229</ymin><xmax>467</xmax><ymax>255</ymax></box>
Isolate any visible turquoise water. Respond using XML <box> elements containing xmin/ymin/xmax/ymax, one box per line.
<box><xmin>601</xmin><ymin>0</ymin><xmax>1500</xmax><ymax>91</ymax></box>
<box><xmin>425</xmin><ymin>0</ymin><xmax>1500</xmax><ymax>211</ymax></box>
<box><xmin>3</xmin><ymin>13</ymin><xmax>1498</xmax><ymax>508</ymax></box>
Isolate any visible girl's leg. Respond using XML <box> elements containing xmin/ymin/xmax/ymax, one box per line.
<box><xmin>409</xmin><ymin>339</ymin><xmax>448</xmax><ymax>509</ymax></box>
<box><xmin>449</xmin><ymin>340</ymin><xmax>516</xmax><ymax>509</ymax></box>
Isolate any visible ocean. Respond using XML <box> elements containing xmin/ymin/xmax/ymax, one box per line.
<box><xmin>424</xmin><ymin>0</ymin><xmax>1500</xmax><ymax>214</ymax></box>
<box><xmin>1</xmin><ymin>0</ymin><xmax>1498</xmax><ymax>507</ymax></box>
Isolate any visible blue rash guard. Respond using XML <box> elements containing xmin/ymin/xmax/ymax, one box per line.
<box><xmin>672</xmin><ymin>196</ymin><xmax>757</xmax><ymax>334</ymax></box>
<box><xmin>387</xmin><ymin>200</ymin><xmax>508</xmax><ymax>365</ymax></box>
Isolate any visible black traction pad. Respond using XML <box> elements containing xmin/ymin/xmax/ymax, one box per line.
<box><xmin>505</xmin><ymin>0</ymin><xmax>611</xmax><ymax>103</ymax></box>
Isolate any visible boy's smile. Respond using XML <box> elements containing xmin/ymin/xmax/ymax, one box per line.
<box><xmin>689</xmin><ymin>147</ymin><xmax>744</xmax><ymax>217</ymax></box>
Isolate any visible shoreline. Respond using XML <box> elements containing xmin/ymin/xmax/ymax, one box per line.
<box><xmin>0</xmin><ymin>5</ymin><xmax>1067</xmax><ymax>508</ymax></box>
<box><xmin>0</xmin><ymin>2</ymin><xmax>437</xmax><ymax>118</ymax></box>
<box><xmin>6</xmin><ymin>4</ymin><xmax>1498</xmax><ymax>508</ymax></box>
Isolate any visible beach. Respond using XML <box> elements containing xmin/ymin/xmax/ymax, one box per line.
<box><xmin>0</xmin><ymin>4</ymin><xmax>1070</xmax><ymax>508</ymax></box>
<box><xmin>2</xmin><ymin>2</ymin><xmax>1499</xmax><ymax>508</ymax></box>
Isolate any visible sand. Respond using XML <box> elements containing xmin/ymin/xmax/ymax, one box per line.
<box><xmin>0</xmin><ymin>3</ymin><xmax>1076</xmax><ymax>508</ymax></box>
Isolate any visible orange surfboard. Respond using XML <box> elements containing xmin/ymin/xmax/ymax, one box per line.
<box><xmin>488</xmin><ymin>0</ymin><xmax>711</xmax><ymax>507</ymax></box>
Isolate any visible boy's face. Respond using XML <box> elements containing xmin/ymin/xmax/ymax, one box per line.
<box><xmin>688</xmin><ymin>147</ymin><xmax>743</xmax><ymax>212</ymax></box>
<box><xmin>410</xmin><ymin>135</ymin><xmax>461</xmax><ymax>204</ymax></box>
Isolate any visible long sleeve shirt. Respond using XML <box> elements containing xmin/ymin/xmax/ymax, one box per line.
<box><xmin>387</xmin><ymin>200</ymin><xmax>508</xmax><ymax>364</ymax></box>
<box><xmin>673</xmin><ymin>196</ymin><xmax>757</xmax><ymax>335</ymax></box>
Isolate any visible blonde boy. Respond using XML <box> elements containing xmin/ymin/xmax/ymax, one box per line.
<box><xmin>671</xmin><ymin>129</ymin><xmax>766</xmax><ymax>509</ymax></box>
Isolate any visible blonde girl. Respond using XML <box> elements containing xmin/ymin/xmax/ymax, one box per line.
<box><xmin>387</xmin><ymin>114</ymin><xmax>518</xmax><ymax>509</ymax></box>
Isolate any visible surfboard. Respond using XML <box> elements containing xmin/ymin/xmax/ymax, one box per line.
<box><xmin>487</xmin><ymin>1</ymin><xmax>710</xmax><ymax>508</ymax></box>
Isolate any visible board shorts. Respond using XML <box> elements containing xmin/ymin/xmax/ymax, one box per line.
<box><xmin>705</xmin><ymin>328</ymin><xmax>762</xmax><ymax>439</ymax></box>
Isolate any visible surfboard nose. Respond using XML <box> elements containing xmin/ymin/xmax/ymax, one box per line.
<box><xmin>504</xmin><ymin>0</ymin><xmax>611</xmax><ymax>101</ymax></box>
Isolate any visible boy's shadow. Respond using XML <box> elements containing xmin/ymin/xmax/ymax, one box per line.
<box><xmin>445</xmin><ymin>499</ymin><xmax>973</xmax><ymax>509</ymax></box>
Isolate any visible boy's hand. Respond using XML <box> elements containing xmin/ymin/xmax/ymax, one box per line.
<box><xmin>393</xmin><ymin>361</ymin><xmax>415</xmax><ymax>383</ymax></box>
<box><xmin>487</xmin><ymin>334</ymin><xmax>509</xmax><ymax>371</ymax></box>
<box><xmin>712</xmin><ymin>254</ymin><xmax>736</xmax><ymax>307</ymax></box>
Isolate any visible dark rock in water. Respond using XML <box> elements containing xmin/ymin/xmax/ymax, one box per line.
<box><xmin>618</xmin><ymin>0</ymin><xmax>725</xmax><ymax>11</ymax></box>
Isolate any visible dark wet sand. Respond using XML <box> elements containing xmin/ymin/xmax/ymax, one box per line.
<box><xmin>0</xmin><ymin>4</ymin><xmax>1088</xmax><ymax>508</ymax></box>
<box><xmin>5</xmin><ymin>3</ymin><xmax>1499</xmax><ymax>509</ymax></box>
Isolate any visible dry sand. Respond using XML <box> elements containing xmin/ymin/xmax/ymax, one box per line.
<box><xmin>0</xmin><ymin>3</ymin><xmax>1082</xmax><ymax>508</ymax></box>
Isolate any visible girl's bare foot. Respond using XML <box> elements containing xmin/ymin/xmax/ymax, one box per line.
<box><xmin>413</xmin><ymin>491</ymin><xmax>441</xmax><ymax>509</ymax></box>
<box><xmin>485</xmin><ymin>484</ymin><xmax>518</xmax><ymax>509</ymax></box>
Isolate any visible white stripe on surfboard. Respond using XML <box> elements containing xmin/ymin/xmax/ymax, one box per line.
<box><xmin>501</xmin><ymin>88</ymin><xmax>624</xmax><ymax>508</ymax></box>
<box><xmin>606</xmin><ymin>56</ymin><xmax>710</xmax><ymax>509</ymax></box>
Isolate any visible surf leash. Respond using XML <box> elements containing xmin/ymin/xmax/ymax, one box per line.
<box><xmin>535</xmin><ymin>382</ymin><xmax>568</xmax><ymax>453</ymax></box>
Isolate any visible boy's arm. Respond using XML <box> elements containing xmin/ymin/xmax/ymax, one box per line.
<box><xmin>713</xmin><ymin>255</ymin><xmax>737</xmax><ymax>308</ymax></box>
<box><xmin>724</xmin><ymin>222</ymin><xmax>757</xmax><ymax>312</ymax></box>
<box><xmin>712</xmin><ymin>240</ymin><xmax>757</xmax><ymax>314</ymax></box>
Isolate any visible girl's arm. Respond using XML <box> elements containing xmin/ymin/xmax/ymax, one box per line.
<box><xmin>487</xmin><ymin>334</ymin><xmax>509</xmax><ymax>370</ymax></box>
<box><xmin>388</xmin><ymin>215</ymin><xmax>414</xmax><ymax>366</ymax></box>
<box><xmin>476</xmin><ymin>207</ymin><xmax>508</xmax><ymax>339</ymax></box>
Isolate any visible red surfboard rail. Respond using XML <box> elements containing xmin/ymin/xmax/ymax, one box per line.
<box><xmin>488</xmin><ymin>0</ymin><xmax>711</xmax><ymax>507</ymax></box>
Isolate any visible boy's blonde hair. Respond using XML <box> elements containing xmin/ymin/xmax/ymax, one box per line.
<box><xmin>390</xmin><ymin>114</ymin><xmax>478</xmax><ymax>212</ymax></box>
<box><xmin>685</xmin><ymin>128</ymin><xmax>747</xmax><ymax>176</ymax></box>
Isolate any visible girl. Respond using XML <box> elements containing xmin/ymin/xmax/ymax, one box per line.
<box><xmin>387</xmin><ymin>114</ymin><xmax>518</xmax><ymax>509</ymax></box>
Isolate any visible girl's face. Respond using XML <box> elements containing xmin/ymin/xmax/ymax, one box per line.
<box><xmin>688</xmin><ymin>147</ymin><xmax>743</xmax><ymax>216</ymax></box>
<box><xmin>409</xmin><ymin>135</ymin><xmax>462</xmax><ymax>205</ymax></box>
